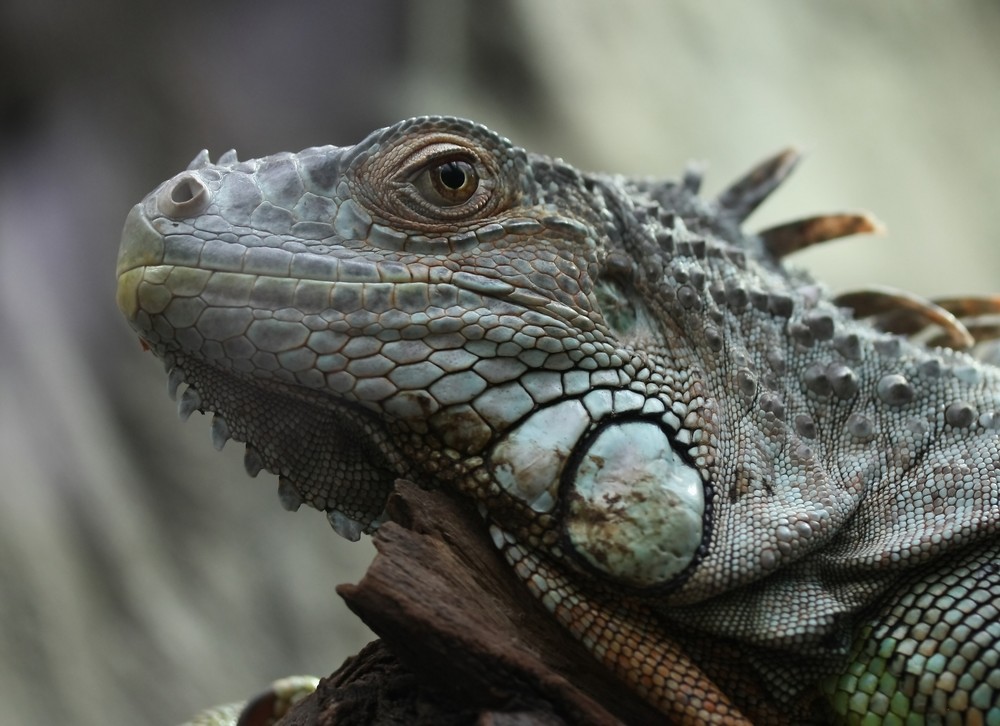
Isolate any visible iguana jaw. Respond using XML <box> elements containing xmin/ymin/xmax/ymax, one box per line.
<box><xmin>113</xmin><ymin>159</ymin><xmax>605</xmax><ymax>542</ymax></box>
<box><xmin>171</xmin><ymin>352</ymin><xmax>409</xmax><ymax>540</ymax></box>
<box><xmin>114</xmin><ymin>132</ymin><xmax>714</xmax><ymax>569</ymax></box>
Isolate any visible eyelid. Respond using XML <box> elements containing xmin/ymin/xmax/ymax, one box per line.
<box><xmin>400</xmin><ymin>143</ymin><xmax>478</xmax><ymax>180</ymax></box>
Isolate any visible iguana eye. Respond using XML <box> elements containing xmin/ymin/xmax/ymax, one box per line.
<box><xmin>359</xmin><ymin>135</ymin><xmax>510</xmax><ymax>227</ymax></box>
<box><xmin>414</xmin><ymin>158</ymin><xmax>480</xmax><ymax>206</ymax></box>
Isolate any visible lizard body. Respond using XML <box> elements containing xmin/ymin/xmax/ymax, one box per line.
<box><xmin>116</xmin><ymin>117</ymin><xmax>1000</xmax><ymax>722</ymax></box>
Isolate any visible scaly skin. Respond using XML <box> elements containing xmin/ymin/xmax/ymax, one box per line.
<box><xmin>117</xmin><ymin>117</ymin><xmax>1000</xmax><ymax>723</ymax></box>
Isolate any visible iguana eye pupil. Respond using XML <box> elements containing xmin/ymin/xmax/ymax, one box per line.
<box><xmin>426</xmin><ymin>159</ymin><xmax>478</xmax><ymax>204</ymax></box>
<box><xmin>438</xmin><ymin>161</ymin><xmax>468</xmax><ymax>189</ymax></box>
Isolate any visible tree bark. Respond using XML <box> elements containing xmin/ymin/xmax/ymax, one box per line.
<box><xmin>280</xmin><ymin>480</ymin><xmax>664</xmax><ymax>725</ymax></box>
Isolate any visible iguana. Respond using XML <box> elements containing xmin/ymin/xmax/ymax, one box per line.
<box><xmin>116</xmin><ymin>116</ymin><xmax>1000</xmax><ymax>723</ymax></box>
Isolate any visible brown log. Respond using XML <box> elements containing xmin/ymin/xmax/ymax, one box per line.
<box><xmin>279</xmin><ymin>480</ymin><xmax>665</xmax><ymax>725</ymax></box>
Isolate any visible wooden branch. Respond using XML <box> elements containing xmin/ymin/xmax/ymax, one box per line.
<box><xmin>279</xmin><ymin>480</ymin><xmax>664</xmax><ymax>725</ymax></box>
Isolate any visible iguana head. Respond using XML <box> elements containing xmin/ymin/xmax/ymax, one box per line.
<box><xmin>116</xmin><ymin>117</ymin><xmax>668</xmax><ymax>546</ymax></box>
<box><xmin>117</xmin><ymin>115</ymin><xmax>923</xmax><ymax>602</ymax></box>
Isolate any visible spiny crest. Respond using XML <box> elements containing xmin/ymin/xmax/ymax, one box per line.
<box><xmin>838</xmin><ymin>288</ymin><xmax>1000</xmax><ymax>352</ymax></box>
<box><xmin>717</xmin><ymin>148</ymin><xmax>998</xmax><ymax>355</ymax></box>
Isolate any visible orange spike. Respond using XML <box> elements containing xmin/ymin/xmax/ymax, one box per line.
<box><xmin>932</xmin><ymin>295</ymin><xmax>1000</xmax><ymax>319</ymax></box>
<box><xmin>759</xmin><ymin>212</ymin><xmax>884</xmax><ymax>259</ymax></box>
<box><xmin>835</xmin><ymin>286</ymin><xmax>974</xmax><ymax>350</ymax></box>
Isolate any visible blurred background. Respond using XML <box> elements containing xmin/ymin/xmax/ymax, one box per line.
<box><xmin>1</xmin><ymin>2</ymin><xmax>997</xmax><ymax>724</ymax></box>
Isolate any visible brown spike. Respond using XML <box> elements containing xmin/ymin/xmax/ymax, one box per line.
<box><xmin>932</xmin><ymin>295</ymin><xmax>1000</xmax><ymax>319</ymax></box>
<box><xmin>759</xmin><ymin>212</ymin><xmax>884</xmax><ymax>259</ymax></box>
<box><xmin>715</xmin><ymin>147</ymin><xmax>802</xmax><ymax>223</ymax></box>
<box><xmin>928</xmin><ymin>324</ymin><xmax>1000</xmax><ymax>349</ymax></box>
<box><xmin>932</xmin><ymin>296</ymin><xmax>1000</xmax><ymax>347</ymax></box>
<box><xmin>835</xmin><ymin>286</ymin><xmax>975</xmax><ymax>350</ymax></box>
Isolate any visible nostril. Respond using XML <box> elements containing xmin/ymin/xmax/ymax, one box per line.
<box><xmin>171</xmin><ymin>178</ymin><xmax>198</xmax><ymax>204</ymax></box>
<box><xmin>158</xmin><ymin>173</ymin><xmax>210</xmax><ymax>218</ymax></box>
